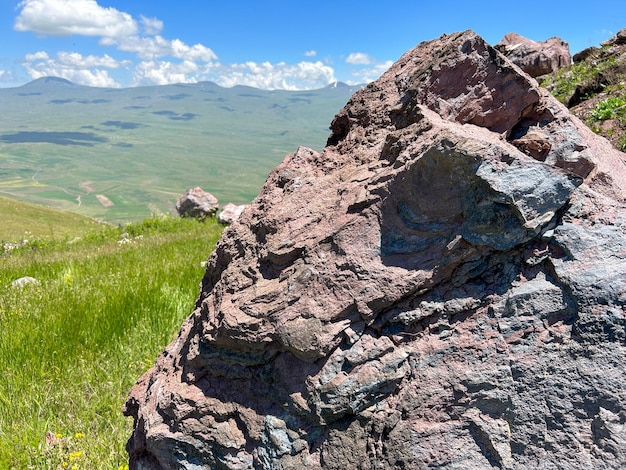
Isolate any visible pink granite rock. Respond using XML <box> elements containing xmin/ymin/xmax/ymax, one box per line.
<box><xmin>125</xmin><ymin>30</ymin><xmax>626</xmax><ymax>469</ymax></box>
<box><xmin>217</xmin><ymin>203</ymin><xmax>248</xmax><ymax>225</ymax></box>
<box><xmin>175</xmin><ymin>186</ymin><xmax>218</xmax><ymax>219</ymax></box>
<box><xmin>495</xmin><ymin>32</ymin><xmax>572</xmax><ymax>77</ymax></box>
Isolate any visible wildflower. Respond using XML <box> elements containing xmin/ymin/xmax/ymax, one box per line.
<box><xmin>74</xmin><ymin>432</ymin><xmax>84</xmax><ymax>439</ymax></box>
<box><xmin>69</xmin><ymin>451</ymin><xmax>82</xmax><ymax>461</ymax></box>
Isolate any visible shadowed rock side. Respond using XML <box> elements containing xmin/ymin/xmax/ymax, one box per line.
<box><xmin>124</xmin><ymin>30</ymin><xmax>626</xmax><ymax>469</ymax></box>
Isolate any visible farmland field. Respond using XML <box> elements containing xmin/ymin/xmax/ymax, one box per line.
<box><xmin>0</xmin><ymin>78</ymin><xmax>358</xmax><ymax>223</ymax></box>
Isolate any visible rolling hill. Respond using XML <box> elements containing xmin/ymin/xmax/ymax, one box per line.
<box><xmin>0</xmin><ymin>78</ymin><xmax>360</xmax><ymax>223</ymax></box>
<box><xmin>0</xmin><ymin>194</ymin><xmax>103</xmax><ymax>243</ymax></box>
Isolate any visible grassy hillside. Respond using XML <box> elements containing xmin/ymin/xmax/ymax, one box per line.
<box><xmin>541</xmin><ymin>30</ymin><xmax>626</xmax><ymax>151</ymax></box>
<box><xmin>0</xmin><ymin>215</ymin><xmax>224</xmax><ymax>469</ymax></box>
<box><xmin>0</xmin><ymin>78</ymin><xmax>358</xmax><ymax>223</ymax></box>
<box><xmin>0</xmin><ymin>194</ymin><xmax>102</xmax><ymax>244</ymax></box>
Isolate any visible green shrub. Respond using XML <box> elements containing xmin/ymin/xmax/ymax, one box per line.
<box><xmin>589</xmin><ymin>95</ymin><xmax>626</xmax><ymax>122</ymax></box>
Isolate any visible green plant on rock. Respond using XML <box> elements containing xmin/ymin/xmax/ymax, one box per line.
<box><xmin>541</xmin><ymin>56</ymin><xmax>617</xmax><ymax>105</ymax></box>
<box><xmin>589</xmin><ymin>95</ymin><xmax>626</xmax><ymax>122</ymax></box>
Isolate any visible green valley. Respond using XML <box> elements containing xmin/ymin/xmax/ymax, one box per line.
<box><xmin>0</xmin><ymin>78</ymin><xmax>358</xmax><ymax>223</ymax></box>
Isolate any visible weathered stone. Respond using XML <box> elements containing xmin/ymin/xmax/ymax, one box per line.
<box><xmin>10</xmin><ymin>276</ymin><xmax>40</xmax><ymax>288</ymax></box>
<box><xmin>175</xmin><ymin>187</ymin><xmax>218</xmax><ymax>219</ymax></box>
<box><xmin>614</xmin><ymin>28</ymin><xmax>626</xmax><ymax>45</ymax></box>
<box><xmin>217</xmin><ymin>203</ymin><xmax>248</xmax><ymax>224</ymax></box>
<box><xmin>495</xmin><ymin>32</ymin><xmax>572</xmax><ymax>77</ymax></box>
<box><xmin>125</xmin><ymin>30</ymin><xmax>626</xmax><ymax>469</ymax></box>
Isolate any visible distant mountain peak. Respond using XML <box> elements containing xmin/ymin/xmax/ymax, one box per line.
<box><xmin>324</xmin><ymin>81</ymin><xmax>365</xmax><ymax>92</ymax></box>
<box><xmin>20</xmin><ymin>76</ymin><xmax>77</xmax><ymax>88</ymax></box>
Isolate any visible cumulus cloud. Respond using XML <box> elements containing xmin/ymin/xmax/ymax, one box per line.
<box><xmin>129</xmin><ymin>59</ymin><xmax>336</xmax><ymax>90</ymax></box>
<box><xmin>132</xmin><ymin>60</ymin><xmax>202</xmax><ymax>86</ymax></box>
<box><xmin>14</xmin><ymin>0</ymin><xmax>137</xmax><ymax>37</ymax></box>
<box><xmin>23</xmin><ymin>50</ymin><xmax>128</xmax><ymax>87</ymax></box>
<box><xmin>346</xmin><ymin>52</ymin><xmax>373</xmax><ymax>65</ymax></box>
<box><xmin>101</xmin><ymin>35</ymin><xmax>217</xmax><ymax>62</ymax></box>
<box><xmin>14</xmin><ymin>0</ymin><xmax>339</xmax><ymax>89</ymax></box>
<box><xmin>344</xmin><ymin>51</ymin><xmax>392</xmax><ymax>85</ymax></box>
<box><xmin>25</xmin><ymin>50</ymin><xmax>49</xmax><ymax>61</ymax></box>
<box><xmin>349</xmin><ymin>60</ymin><xmax>393</xmax><ymax>84</ymax></box>
<box><xmin>211</xmin><ymin>60</ymin><xmax>336</xmax><ymax>90</ymax></box>
<box><xmin>140</xmin><ymin>15</ymin><xmax>163</xmax><ymax>35</ymax></box>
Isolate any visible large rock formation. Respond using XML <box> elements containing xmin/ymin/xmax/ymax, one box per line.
<box><xmin>124</xmin><ymin>30</ymin><xmax>626</xmax><ymax>469</ymax></box>
<box><xmin>495</xmin><ymin>32</ymin><xmax>571</xmax><ymax>77</ymax></box>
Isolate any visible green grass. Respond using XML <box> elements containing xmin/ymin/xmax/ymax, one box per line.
<box><xmin>0</xmin><ymin>195</ymin><xmax>103</xmax><ymax>244</ymax></box>
<box><xmin>0</xmin><ymin>215</ymin><xmax>223</xmax><ymax>469</ymax></box>
<box><xmin>541</xmin><ymin>56</ymin><xmax>617</xmax><ymax>104</ymax></box>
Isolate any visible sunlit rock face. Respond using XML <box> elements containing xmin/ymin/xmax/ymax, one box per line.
<box><xmin>125</xmin><ymin>30</ymin><xmax>626</xmax><ymax>470</ymax></box>
<box><xmin>495</xmin><ymin>32</ymin><xmax>572</xmax><ymax>78</ymax></box>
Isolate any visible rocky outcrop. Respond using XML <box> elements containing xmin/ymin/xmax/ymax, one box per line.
<box><xmin>125</xmin><ymin>30</ymin><xmax>626</xmax><ymax>469</ymax></box>
<box><xmin>175</xmin><ymin>187</ymin><xmax>218</xmax><ymax>219</ymax></box>
<box><xmin>495</xmin><ymin>32</ymin><xmax>571</xmax><ymax>77</ymax></box>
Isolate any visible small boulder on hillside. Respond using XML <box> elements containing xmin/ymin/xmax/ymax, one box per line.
<box><xmin>175</xmin><ymin>187</ymin><xmax>218</xmax><ymax>219</ymax></box>
<box><xmin>217</xmin><ymin>203</ymin><xmax>248</xmax><ymax>224</ymax></box>
<box><xmin>495</xmin><ymin>32</ymin><xmax>571</xmax><ymax>77</ymax></box>
<box><xmin>11</xmin><ymin>276</ymin><xmax>40</xmax><ymax>288</ymax></box>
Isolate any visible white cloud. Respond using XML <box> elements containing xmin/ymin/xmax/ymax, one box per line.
<box><xmin>25</xmin><ymin>50</ymin><xmax>49</xmax><ymax>61</ymax></box>
<box><xmin>132</xmin><ymin>60</ymin><xmax>202</xmax><ymax>86</ymax></box>
<box><xmin>100</xmin><ymin>35</ymin><xmax>217</xmax><ymax>62</ymax></box>
<box><xmin>344</xmin><ymin>51</ymin><xmax>393</xmax><ymax>85</ymax></box>
<box><xmin>349</xmin><ymin>60</ymin><xmax>394</xmax><ymax>84</ymax></box>
<box><xmin>346</xmin><ymin>52</ymin><xmax>373</xmax><ymax>65</ymax></box>
<box><xmin>14</xmin><ymin>0</ymin><xmax>137</xmax><ymax>37</ymax></box>
<box><xmin>57</xmin><ymin>51</ymin><xmax>127</xmax><ymax>68</ymax></box>
<box><xmin>140</xmin><ymin>15</ymin><xmax>163</xmax><ymax>35</ymax></box>
<box><xmin>13</xmin><ymin>0</ymin><xmax>338</xmax><ymax>90</ymax></box>
<box><xmin>211</xmin><ymin>61</ymin><xmax>336</xmax><ymax>90</ymax></box>
<box><xmin>130</xmin><ymin>59</ymin><xmax>336</xmax><ymax>90</ymax></box>
<box><xmin>23</xmin><ymin>50</ymin><xmax>128</xmax><ymax>87</ymax></box>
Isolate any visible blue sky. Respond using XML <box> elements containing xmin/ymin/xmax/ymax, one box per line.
<box><xmin>1</xmin><ymin>0</ymin><xmax>625</xmax><ymax>89</ymax></box>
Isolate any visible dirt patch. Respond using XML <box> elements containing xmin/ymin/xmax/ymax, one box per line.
<box><xmin>96</xmin><ymin>194</ymin><xmax>114</xmax><ymax>207</ymax></box>
<box><xmin>79</xmin><ymin>181</ymin><xmax>95</xmax><ymax>193</ymax></box>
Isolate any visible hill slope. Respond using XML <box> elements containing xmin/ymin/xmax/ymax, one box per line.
<box><xmin>542</xmin><ymin>28</ymin><xmax>626</xmax><ymax>151</ymax></box>
<box><xmin>0</xmin><ymin>79</ymin><xmax>359</xmax><ymax>222</ymax></box>
<box><xmin>0</xmin><ymin>195</ymin><xmax>102</xmax><ymax>243</ymax></box>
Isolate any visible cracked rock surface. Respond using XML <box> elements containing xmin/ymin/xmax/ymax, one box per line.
<box><xmin>124</xmin><ymin>30</ymin><xmax>626</xmax><ymax>469</ymax></box>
